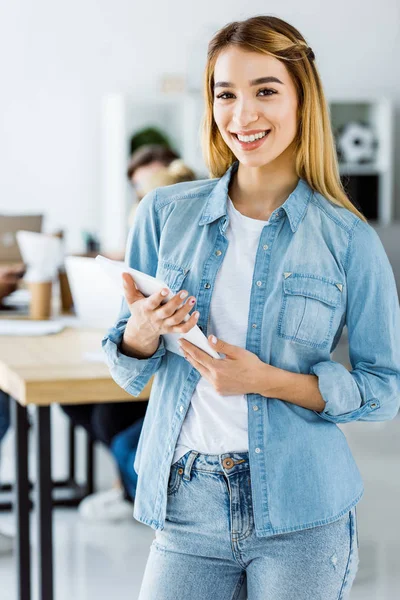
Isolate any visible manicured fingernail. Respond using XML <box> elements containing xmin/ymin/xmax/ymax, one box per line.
<box><xmin>190</xmin><ymin>298</ymin><xmax>196</xmax><ymax>304</ymax></box>
<box><xmin>161</xmin><ymin>289</ymin><xmax>168</xmax><ymax>296</ymax></box>
<box><xmin>194</xmin><ymin>312</ymin><xmax>199</xmax><ymax>318</ymax></box>
<box><xmin>211</xmin><ymin>336</ymin><xmax>217</xmax><ymax>344</ymax></box>
<box><xmin>180</xmin><ymin>291</ymin><xmax>188</xmax><ymax>299</ymax></box>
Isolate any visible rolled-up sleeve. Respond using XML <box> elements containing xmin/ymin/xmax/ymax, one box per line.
<box><xmin>310</xmin><ymin>219</ymin><xmax>400</xmax><ymax>424</ymax></box>
<box><xmin>102</xmin><ymin>188</ymin><xmax>166</xmax><ymax>397</ymax></box>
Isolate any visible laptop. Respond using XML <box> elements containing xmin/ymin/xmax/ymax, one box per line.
<box><xmin>0</xmin><ymin>215</ymin><xmax>43</xmax><ymax>262</ymax></box>
<box><xmin>65</xmin><ymin>256</ymin><xmax>122</xmax><ymax>327</ymax></box>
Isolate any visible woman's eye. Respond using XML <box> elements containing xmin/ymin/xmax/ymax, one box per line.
<box><xmin>215</xmin><ymin>89</ymin><xmax>276</xmax><ymax>100</ymax></box>
<box><xmin>216</xmin><ymin>92</ymin><xmax>234</xmax><ymax>99</ymax></box>
<box><xmin>257</xmin><ymin>88</ymin><xmax>277</xmax><ymax>97</ymax></box>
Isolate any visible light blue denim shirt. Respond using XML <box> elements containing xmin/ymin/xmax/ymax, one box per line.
<box><xmin>102</xmin><ymin>160</ymin><xmax>400</xmax><ymax>537</ymax></box>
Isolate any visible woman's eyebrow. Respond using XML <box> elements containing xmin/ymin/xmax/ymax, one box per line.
<box><xmin>214</xmin><ymin>76</ymin><xmax>284</xmax><ymax>89</ymax></box>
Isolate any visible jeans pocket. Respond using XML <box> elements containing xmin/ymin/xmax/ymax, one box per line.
<box><xmin>167</xmin><ymin>464</ymin><xmax>183</xmax><ymax>496</ymax></box>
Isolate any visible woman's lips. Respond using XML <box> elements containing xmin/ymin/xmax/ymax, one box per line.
<box><xmin>231</xmin><ymin>130</ymin><xmax>271</xmax><ymax>151</ymax></box>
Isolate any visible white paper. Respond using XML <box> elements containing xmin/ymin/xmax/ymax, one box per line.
<box><xmin>0</xmin><ymin>320</ymin><xmax>64</xmax><ymax>336</ymax></box>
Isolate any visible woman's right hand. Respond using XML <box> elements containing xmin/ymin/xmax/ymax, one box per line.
<box><xmin>120</xmin><ymin>272</ymin><xmax>199</xmax><ymax>358</ymax></box>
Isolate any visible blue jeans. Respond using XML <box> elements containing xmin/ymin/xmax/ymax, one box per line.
<box><xmin>110</xmin><ymin>417</ymin><xmax>144</xmax><ymax>501</ymax></box>
<box><xmin>138</xmin><ymin>451</ymin><xmax>359</xmax><ymax>600</ymax></box>
<box><xmin>0</xmin><ymin>390</ymin><xmax>10</xmax><ymax>445</ymax></box>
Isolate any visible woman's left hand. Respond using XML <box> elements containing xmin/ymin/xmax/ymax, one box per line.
<box><xmin>178</xmin><ymin>335</ymin><xmax>267</xmax><ymax>396</ymax></box>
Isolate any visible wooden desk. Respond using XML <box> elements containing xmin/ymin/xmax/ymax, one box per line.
<box><xmin>0</xmin><ymin>326</ymin><xmax>152</xmax><ymax>600</ymax></box>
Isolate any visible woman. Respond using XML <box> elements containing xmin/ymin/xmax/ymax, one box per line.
<box><xmin>102</xmin><ymin>16</ymin><xmax>400</xmax><ymax>599</ymax></box>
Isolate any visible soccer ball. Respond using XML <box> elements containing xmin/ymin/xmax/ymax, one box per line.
<box><xmin>336</xmin><ymin>121</ymin><xmax>378</xmax><ymax>164</ymax></box>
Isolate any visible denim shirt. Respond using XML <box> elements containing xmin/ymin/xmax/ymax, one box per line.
<box><xmin>102</xmin><ymin>160</ymin><xmax>400</xmax><ymax>537</ymax></box>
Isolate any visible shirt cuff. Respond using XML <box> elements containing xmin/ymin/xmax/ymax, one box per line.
<box><xmin>102</xmin><ymin>321</ymin><xmax>166</xmax><ymax>396</ymax></box>
<box><xmin>310</xmin><ymin>359</ymin><xmax>380</xmax><ymax>423</ymax></box>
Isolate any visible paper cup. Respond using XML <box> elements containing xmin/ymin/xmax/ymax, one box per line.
<box><xmin>28</xmin><ymin>281</ymin><xmax>53</xmax><ymax>320</ymax></box>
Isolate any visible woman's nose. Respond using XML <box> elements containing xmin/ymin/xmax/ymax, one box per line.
<box><xmin>232</xmin><ymin>102</ymin><xmax>259</xmax><ymax>128</ymax></box>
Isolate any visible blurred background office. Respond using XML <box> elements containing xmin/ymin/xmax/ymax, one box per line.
<box><xmin>0</xmin><ymin>1</ymin><xmax>399</xmax><ymax>599</ymax></box>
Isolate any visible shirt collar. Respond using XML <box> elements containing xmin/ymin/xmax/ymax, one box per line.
<box><xmin>199</xmin><ymin>160</ymin><xmax>313</xmax><ymax>233</ymax></box>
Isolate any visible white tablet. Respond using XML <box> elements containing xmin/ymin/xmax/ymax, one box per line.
<box><xmin>95</xmin><ymin>255</ymin><xmax>221</xmax><ymax>359</ymax></box>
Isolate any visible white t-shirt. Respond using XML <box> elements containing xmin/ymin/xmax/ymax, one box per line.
<box><xmin>173</xmin><ymin>197</ymin><xmax>270</xmax><ymax>463</ymax></box>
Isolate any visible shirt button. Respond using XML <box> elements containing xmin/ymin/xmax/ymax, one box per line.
<box><xmin>253</xmin><ymin>405</ymin><xmax>259</xmax><ymax>411</ymax></box>
<box><xmin>255</xmin><ymin>448</ymin><xmax>261</xmax><ymax>454</ymax></box>
<box><xmin>179</xmin><ymin>406</ymin><xmax>184</xmax><ymax>413</ymax></box>
<box><xmin>215</xmin><ymin>250</ymin><xmax>222</xmax><ymax>256</ymax></box>
<box><xmin>256</xmin><ymin>281</ymin><xmax>262</xmax><ymax>287</ymax></box>
<box><xmin>263</xmin><ymin>244</ymin><xmax>269</xmax><ymax>250</ymax></box>
<box><xmin>252</xmin><ymin>323</ymin><xmax>257</xmax><ymax>328</ymax></box>
<box><xmin>204</xmin><ymin>283</ymin><xmax>211</xmax><ymax>289</ymax></box>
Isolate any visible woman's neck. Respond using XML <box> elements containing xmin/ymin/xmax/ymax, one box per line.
<box><xmin>229</xmin><ymin>157</ymin><xmax>299</xmax><ymax>219</ymax></box>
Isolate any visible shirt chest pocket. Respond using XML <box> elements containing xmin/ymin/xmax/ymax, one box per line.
<box><xmin>277</xmin><ymin>273</ymin><xmax>343</xmax><ymax>349</ymax></box>
<box><xmin>156</xmin><ymin>260</ymin><xmax>191</xmax><ymax>295</ymax></box>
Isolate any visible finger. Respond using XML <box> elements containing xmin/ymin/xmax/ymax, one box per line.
<box><xmin>181</xmin><ymin>341</ymin><xmax>213</xmax><ymax>368</ymax></box>
<box><xmin>183</xmin><ymin>352</ymin><xmax>210</xmax><ymax>377</ymax></box>
<box><xmin>1</xmin><ymin>274</ymin><xmax>21</xmax><ymax>284</ymax></box>
<box><xmin>163</xmin><ymin>296</ymin><xmax>197</xmax><ymax>325</ymax></box>
<box><xmin>145</xmin><ymin>286</ymin><xmax>171</xmax><ymax>311</ymax></box>
<box><xmin>122</xmin><ymin>273</ymin><xmax>143</xmax><ymax>305</ymax></box>
<box><xmin>170</xmin><ymin>310</ymin><xmax>199</xmax><ymax>333</ymax></box>
<box><xmin>156</xmin><ymin>292</ymin><xmax>195</xmax><ymax>320</ymax></box>
<box><xmin>207</xmin><ymin>335</ymin><xmax>237</xmax><ymax>357</ymax></box>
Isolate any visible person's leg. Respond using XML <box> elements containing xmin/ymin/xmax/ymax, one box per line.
<box><xmin>91</xmin><ymin>401</ymin><xmax>148</xmax><ymax>447</ymax></box>
<box><xmin>77</xmin><ymin>403</ymin><xmax>148</xmax><ymax>521</ymax></box>
<box><xmin>138</xmin><ymin>451</ymin><xmax>248</xmax><ymax>600</ymax></box>
<box><xmin>0</xmin><ymin>390</ymin><xmax>14</xmax><ymax>555</ymax></box>
<box><xmin>0</xmin><ymin>390</ymin><xmax>10</xmax><ymax>444</ymax></box>
<box><xmin>59</xmin><ymin>404</ymin><xmax>95</xmax><ymax>438</ymax></box>
<box><xmin>244</xmin><ymin>508</ymin><xmax>359</xmax><ymax>600</ymax></box>
<box><xmin>110</xmin><ymin>417</ymin><xmax>145</xmax><ymax>501</ymax></box>
<box><xmin>139</xmin><ymin>545</ymin><xmax>246</xmax><ymax>600</ymax></box>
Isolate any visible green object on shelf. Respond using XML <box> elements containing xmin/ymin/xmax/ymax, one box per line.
<box><xmin>129</xmin><ymin>127</ymin><xmax>173</xmax><ymax>155</ymax></box>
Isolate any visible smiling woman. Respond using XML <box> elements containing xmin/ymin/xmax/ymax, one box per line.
<box><xmin>101</xmin><ymin>14</ymin><xmax>400</xmax><ymax>600</ymax></box>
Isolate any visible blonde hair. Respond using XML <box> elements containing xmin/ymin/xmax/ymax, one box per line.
<box><xmin>201</xmin><ymin>15</ymin><xmax>367</xmax><ymax>222</ymax></box>
<box><xmin>128</xmin><ymin>160</ymin><xmax>197</xmax><ymax>226</ymax></box>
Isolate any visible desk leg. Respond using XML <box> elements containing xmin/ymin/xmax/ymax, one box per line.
<box><xmin>11</xmin><ymin>399</ymin><xmax>31</xmax><ymax>600</ymax></box>
<box><xmin>36</xmin><ymin>406</ymin><xmax>53</xmax><ymax>600</ymax></box>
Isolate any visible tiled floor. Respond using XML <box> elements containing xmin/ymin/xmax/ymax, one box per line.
<box><xmin>0</xmin><ymin>417</ymin><xmax>399</xmax><ymax>599</ymax></box>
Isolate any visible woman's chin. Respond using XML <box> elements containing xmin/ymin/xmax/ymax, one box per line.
<box><xmin>235</xmin><ymin>151</ymin><xmax>277</xmax><ymax>168</ymax></box>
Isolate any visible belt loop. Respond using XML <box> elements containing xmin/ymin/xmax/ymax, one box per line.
<box><xmin>183</xmin><ymin>450</ymin><xmax>199</xmax><ymax>481</ymax></box>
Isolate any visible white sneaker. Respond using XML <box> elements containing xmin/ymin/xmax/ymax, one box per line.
<box><xmin>0</xmin><ymin>531</ymin><xmax>14</xmax><ymax>555</ymax></box>
<box><xmin>78</xmin><ymin>488</ymin><xmax>134</xmax><ymax>522</ymax></box>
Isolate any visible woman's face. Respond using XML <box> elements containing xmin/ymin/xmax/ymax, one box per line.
<box><xmin>213</xmin><ymin>46</ymin><xmax>299</xmax><ymax>169</ymax></box>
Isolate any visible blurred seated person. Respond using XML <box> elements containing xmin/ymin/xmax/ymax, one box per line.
<box><xmin>128</xmin><ymin>157</ymin><xmax>196</xmax><ymax>226</ymax></box>
<box><xmin>127</xmin><ymin>143</ymin><xmax>179</xmax><ymax>205</ymax></box>
<box><xmin>61</xmin><ymin>159</ymin><xmax>196</xmax><ymax>522</ymax></box>
<box><xmin>0</xmin><ymin>264</ymin><xmax>25</xmax><ymax>555</ymax></box>
<box><xmin>0</xmin><ymin>265</ymin><xmax>25</xmax><ymax>307</ymax></box>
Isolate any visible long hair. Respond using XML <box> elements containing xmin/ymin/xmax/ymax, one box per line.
<box><xmin>201</xmin><ymin>15</ymin><xmax>367</xmax><ymax>222</ymax></box>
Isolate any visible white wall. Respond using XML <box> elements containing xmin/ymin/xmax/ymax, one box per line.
<box><xmin>0</xmin><ymin>0</ymin><xmax>399</xmax><ymax>253</ymax></box>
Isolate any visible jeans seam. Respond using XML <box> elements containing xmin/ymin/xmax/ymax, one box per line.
<box><xmin>231</xmin><ymin>572</ymin><xmax>246</xmax><ymax>600</ymax></box>
<box><xmin>337</xmin><ymin>510</ymin><xmax>356</xmax><ymax>599</ymax></box>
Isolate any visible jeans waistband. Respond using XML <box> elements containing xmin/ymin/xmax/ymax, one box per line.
<box><xmin>175</xmin><ymin>450</ymin><xmax>250</xmax><ymax>482</ymax></box>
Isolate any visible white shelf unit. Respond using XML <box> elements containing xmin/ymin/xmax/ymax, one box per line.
<box><xmin>328</xmin><ymin>97</ymin><xmax>394</xmax><ymax>224</ymax></box>
<box><xmin>100</xmin><ymin>93</ymin><xmax>207</xmax><ymax>253</ymax></box>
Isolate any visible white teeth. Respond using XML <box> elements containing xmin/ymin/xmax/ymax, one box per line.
<box><xmin>236</xmin><ymin>130</ymin><xmax>269</xmax><ymax>143</ymax></box>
